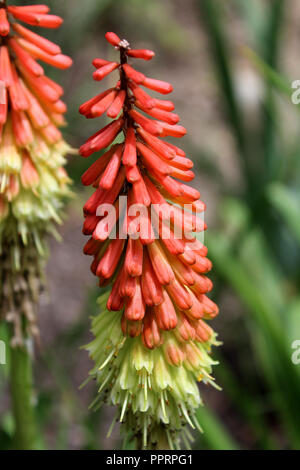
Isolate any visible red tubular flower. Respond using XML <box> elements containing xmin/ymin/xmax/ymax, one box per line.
<box><xmin>0</xmin><ymin>8</ymin><xmax>9</xmax><ymax>36</ymax></box>
<box><xmin>7</xmin><ymin>6</ymin><xmax>62</xmax><ymax>28</ymax></box>
<box><xmin>12</xmin><ymin>23</ymin><xmax>61</xmax><ymax>54</ymax></box>
<box><xmin>126</xmin><ymin>49</ymin><xmax>155</xmax><ymax>61</ymax></box>
<box><xmin>80</xmin><ymin>33</ymin><xmax>218</xmax><ymax>351</ymax></box>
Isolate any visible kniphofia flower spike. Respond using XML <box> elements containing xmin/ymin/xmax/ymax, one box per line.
<box><xmin>81</xmin><ymin>32</ymin><xmax>220</xmax><ymax>449</ymax></box>
<box><xmin>0</xmin><ymin>2</ymin><xmax>72</xmax><ymax>343</ymax></box>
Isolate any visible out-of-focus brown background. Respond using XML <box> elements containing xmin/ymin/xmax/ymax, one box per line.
<box><xmin>1</xmin><ymin>0</ymin><xmax>300</xmax><ymax>450</ymax></box>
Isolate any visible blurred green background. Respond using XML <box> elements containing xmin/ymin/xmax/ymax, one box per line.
<box><xmin>1</xmin><ymin>0</ymin><xmax>300</xmax><ymax>450</ymax></box>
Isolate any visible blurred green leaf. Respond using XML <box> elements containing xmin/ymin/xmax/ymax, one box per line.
<box><xmin>196</xmin><ymin>0</ymin><xmax>253</xmax><ymax>190</ymax></box>
<box><xmin>195</xmin><ymin>406</ymin><xmax>239</xmax><ymax>450</ymax></box>
<box><xmin>234</xmin><ymin>0</ymin><xmax>268</xmax><ymax>46</ymax></box>
<box><xmin>206</xmin><ymin>232</ymin><xmax>283</xmax><ymax>344</ymax></box>
<box><xmin>238</xmin><ymin>229</ymin><xmax>286</xmax><ymax>312</ymax></box>
<box><xmin>267</xmin><ymin>183</ymin><xmax>300</xmax><ymax>245</ymax></box>
<box><xmin>215</xmin><ymin>354</ymin><xmax>277</xmax><ymax>449</ymax></box>
<box><xmin>286</xmin><ymin>298</ymin><xmax>300</xmax><ymax>352</ymax></box>
<box><xmin>207</xmin><ymin>231</ymin><xmax>300</xmax><ymax>447</ymax></box>
<box><xmin>219</xmin><ymin>197</ymin><xmax>251</xmax><ymax>242</ymax></box>
<box><xmin>261</xmin><ymin>0</ymin><xmax>284</xmax><ymax>182</ymax></box>
<box><xmin>244</xmin><ymin>48</ymin><xmax>291</xmax><ymax>98</ymax></box>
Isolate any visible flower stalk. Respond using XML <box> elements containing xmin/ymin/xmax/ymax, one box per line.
<box><xmin>10</xmin><ymin>339</ymin><xmax>38</xmax><ymax>450</ymax></box>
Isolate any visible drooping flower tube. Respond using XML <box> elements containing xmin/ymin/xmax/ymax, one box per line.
<box><xmin>0</xmin><ymin>2</ymin><xmax>72</xmax><ymax>344</ymax></box>
<box><xmin>80</xmin><ymin>32</ymin><xmax>220</xmax><ymax>449</ymax></box>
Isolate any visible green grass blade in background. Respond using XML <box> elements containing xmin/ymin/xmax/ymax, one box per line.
<box><xmin>237</xmin><ymin>0</ymin><xmax>286</xmax><ymax>182</ymax></box>
<box><xmin>207</xmin><ymin>232</ymin><xmax>300</xmax><ymax>447</ymax></box>
<box><xmin>286</xmin><ymin>298</ymin><xmax>300</xmax><ymax>368</ymax></box>
<box><xmin>215</xmin><ymin>354</ymin><xmax>277</xmax><ymax>449</ymax></box>
<box><xmin>234</xmin><ymin>0</ymin><xmax>268</xmax><ymax>46</ymax></box>
<box><xmin>248</xmin><ymin>326</ymin><xmax>300</xmax><ymax>449</ymax></box>
<box><xmin>196</xmin><ymin>0</ymin><xmax>253</xmax><ymax>190</ymax></box>
<box><xmin>195</xmin><ymin>406</ymin><xmax>239</xmax><ymax>450</ymax></box>
<box><xmin>238</xmin><ymin>230</ymin><xmax>286</xmax><ymax>313</ymax></box>
<box><xmin>206</xmin><ymin>233</ymin><xmax>283</xmax><ymax>344</ymax></box>
<box><xmin>261</xmin><ymin>0</ymin><xmax>284</xmax><ymax>183</ymax></box>
<box><xmin>244</xmin><ymin>48</ymin><xmax>291</xmax><ymax>98</ymax></box>
<box><xmin>263</xmin><ymin>0</ymin><xmax>284</xmax><ymax>70</ymax></box>
<box><xmin>267</xmin><ymin>183</ymin><xmax>300</xmax><ymax>245</ymax></box>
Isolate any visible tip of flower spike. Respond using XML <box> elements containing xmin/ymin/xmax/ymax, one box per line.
<box><xmin>119</xmin><ymin>39</ymin><xmax>130</xmax><ymax>49</ymax></box>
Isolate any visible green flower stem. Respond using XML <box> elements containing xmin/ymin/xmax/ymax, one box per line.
<box><xmin>10</xmin><ymin>341</ymin><xmax>38</xmax><ymax>450</ymax></box>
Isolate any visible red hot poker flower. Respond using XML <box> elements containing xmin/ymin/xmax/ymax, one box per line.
<box><xmin>0</xmin><ymin>2</ymin><xmax>72</xmax><ymax>343</ymax></box>
<box><xmin>79</xmin><ymin>32</ymin><xmax>218</xmax><ymax>352</ymax></box>
<box><xmin>82</xmin><ymin>34</ymin><xmax>221</xmax><ymax>448</ymax></box>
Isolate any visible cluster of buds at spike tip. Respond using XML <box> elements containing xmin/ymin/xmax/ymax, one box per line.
<box><xmin>81</xmin><ymin>32</ymin><xmax>220</xmax><ymax>449</ymax></box>
<box><xmin>0</xmin><ymin>2</ymin><xmax>72</xmax><ymax>343</ymax></box>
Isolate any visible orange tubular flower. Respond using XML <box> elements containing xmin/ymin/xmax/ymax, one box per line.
<box><xmin>0</xmin><ymin>2</ymin><xmax>72</xmax><ymax>343</ymax></box>
<box><xmin>82</xmin><ymin>33</ymin><xmax>220</xmax><ymax>449</ymax></box>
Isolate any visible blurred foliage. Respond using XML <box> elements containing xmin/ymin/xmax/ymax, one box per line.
<box><xmin>196</xmin><ymin>0</ymin><xmax>300</xmax><ymax>450</ymax></box>
<box><xmin>1</xmin><ymin>0</ymin><xmax>300</xmax><ymax>450</ymax></box>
